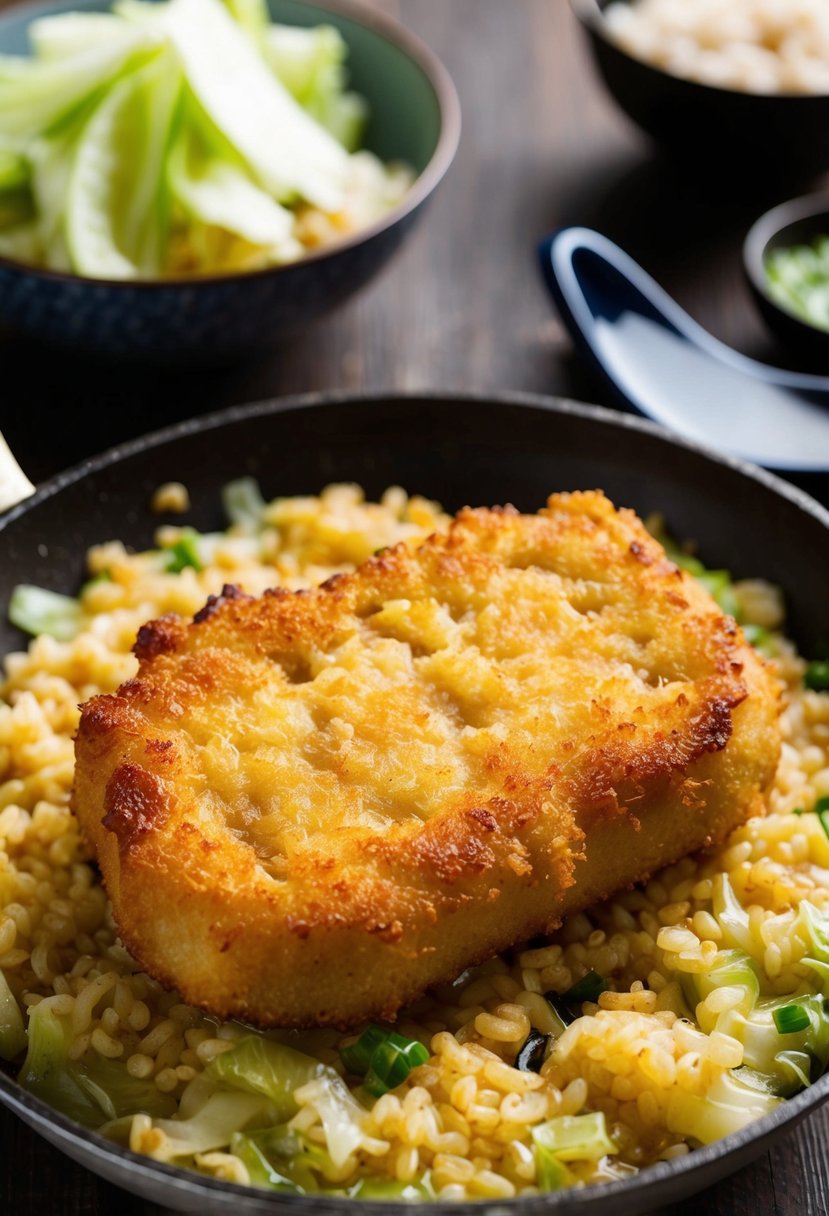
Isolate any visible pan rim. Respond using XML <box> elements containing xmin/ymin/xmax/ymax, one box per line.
<box><xmin>2</xmin><ymin>387</ymin><xmax>829</xmax><ymax>1212</ymax></box>
<box><xmin>2</xmin><ymin>388</ymin><xmax>828</xmax><ymax>532</ymax></box>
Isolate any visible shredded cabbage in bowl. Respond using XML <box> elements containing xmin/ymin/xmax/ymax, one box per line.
<box><xmin>0</xmin><ymin>0</ymin><xmax>413</xmax><ymax>279</ymax></box>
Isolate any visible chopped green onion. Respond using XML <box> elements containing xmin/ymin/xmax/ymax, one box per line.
<box><xmin>805</xmin><ymin>660</ymin><xmax>829</xmax><ymax>691</ymax></box>
<box><xmin>163</xmin><ymin>527</ymin><xmax>203</xmax><ymax>573</ymax></box>
<box><xmin>544</xmin><ymin>991</ymin><xmax>576</xmax><ymax>1026</ymax></box>
<box><xmin>339</xmin><ymin>1025</ymin><xmax>389</xmax><ymax>1076</ymax></box>
<box><xmin>364</xmin><ymin>1035</ymin><xmax>429</xmax><ymax>1097</ymax></box>
<box><xmin>543</xmin><ymin>992</ymin><xmax>576</xmax><ymax>1028</ymax></box>
<box><xmin>816</xmin><ymin>796</ymin><xmax>829</xmax><ymax>815</ymax></box>
<box><xmin>563</xmin><ymin>970</ymin><xmax>609</xmax><ymax>1004</ymax></box>
<box><xmin>792</xmin><ymin>807</ymin><xmax>805</xmax><ymax>817</ymax></box>
<box><xmin>222</xmin><ymin>476</ymin><xmax>266</xmax><ymax>530</ymax></box>
<box><xmin>340</xmin><ymin>1025</ymin><xmax>428</xmax><ymax>1097</ymax></box>
<box><xmin>773</xmin><ymin>1003</ymin><xmax>811</xmax><ymax>1035</ymax></box>
<box><xmin>515</xmin><ymin>1029</ymin><xmax>548</xmax><ymax>1074</ymax></box>
<box><xmin>9</xmin><ymin>584</ymin><xmax>84</xmax><ymax>641</ymax></box>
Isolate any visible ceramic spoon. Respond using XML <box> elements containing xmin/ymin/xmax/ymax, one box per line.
<box><xmin>538</xmin><ymin>227</ymin><xmax>829</xmax><ymax>473</ymax></box>
<box><xmin>0</xmin><ymin>433</ymin><xmax>34</xmax><ymax>512</ymax></box>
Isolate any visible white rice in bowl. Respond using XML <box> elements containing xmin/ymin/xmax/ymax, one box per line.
<box><xmin>603</xmin><ymin>0</ymin><xmax>829</xmax><ymax>95</ymax></box>
<box><xmin>1</xmin><ymin>481</ymin><xmax>828</xmax><ymax>1201</ymax></box>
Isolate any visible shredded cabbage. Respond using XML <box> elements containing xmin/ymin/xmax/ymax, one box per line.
<box><xmin>292</xmin><ymin>1073</ymin><xmax>366</xmax><ymax>1169</ymax></box>
<box><xmin>532</xmin><ymin>1111</ymin><xmax>617</xmax><ymax>1162</ymax></box>
<box><xmin>151</xmin><ymin>1090</ymin><xmax>270</xmax><ymax>1158</ymax></box>
<box><xmin>798</xmin><ymin>900</ymin><xmax>829</xmax><ymax>992</ymax></box>
<box><xmin>206</xmin><ymin>1035</ymin><xmax>324</xmax><ymax>1120</ymax></box>
<box><xmin>230</xmin><ymin>1125</ymin><xmax>322</xmax><ymax>1193</ymax></box>
<box><xmin>0</xmin><ymin>971</ymin><xmax>26</xmax><ymax>1062</ymax></box>
<box><xmin>9</xmin><ymin>584</ymin><xmax>84</xmax><ymax>641</ymax></box>
<box><xmin>19</xmin><ymin>1001</ymin><xmax>176</xmax><ymax>1126</ymax></box>
<box><xmin>0</xmin><ymin>0</ymin><xmax>407</xmax><ymax>277</ymax></box>
<box><xmin>262</xmin><ymin>23</ymin><xmax>367</xmax><ymax>151</ymax></box>
<box><xmin>222</xmin><ymin>475</ymin><xmax>267</xmax><ymax>530</ymax></box>
<box><xmin>666</xmin><ymin>1070</ymin><xmax>780</xmax><ymax>1144</ymax></box>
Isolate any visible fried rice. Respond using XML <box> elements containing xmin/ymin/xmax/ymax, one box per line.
<box><xmin>1</xmin><ymin>483</ymin><xmax>828</xmax><ymax>1201</ymax></box>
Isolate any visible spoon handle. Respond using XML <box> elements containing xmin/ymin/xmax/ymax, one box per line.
<box><xmin>0</xmin><ymin>432</ymin><xmax>35</xmax><ymax>513</ymax></box>
<box><xmin>537</xmin><ymin>226</ymin><xmax>829</xmax><ymax>474</ymax></box>
<box><xmin>538</xmin><ymin>226</ymin><xmax>746</xmax><ymax>391</ymax></box>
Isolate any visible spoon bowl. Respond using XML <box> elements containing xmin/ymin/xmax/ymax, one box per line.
<box><xmin>538</xmin><ymin>226</ymin><xmax>829</xmax><ymax>477</ymax></box>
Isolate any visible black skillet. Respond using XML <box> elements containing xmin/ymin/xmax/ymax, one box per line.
<box><xmin>1</xmin><ymin>391</ymin><xmax>829</xmax><ymax>1215</ymax></box>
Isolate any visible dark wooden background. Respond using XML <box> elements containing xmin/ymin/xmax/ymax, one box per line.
<box><xmin>2</xmin><ymin>0</ymin><xmax>829</xmax><ymax>1211</ymax></box>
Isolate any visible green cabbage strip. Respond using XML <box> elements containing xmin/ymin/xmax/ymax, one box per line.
<box><xmin>0</xmin><ymin>0</ymin><xmax>389</xmax><ymax>276</ymax></box>
<box><xmin>206</xmin><ymin>1035</ymin><xmax>324</xmax><ymax>1120</ymax></box>
<box><xmin>28</xmin><ymin>12</ymin><xmax>138</xmax><ymax>61</ymax></box>
<box><xmin>222</xmin><ymin>476</ymin><xmax>267</xmax><ymax>530</ymax></box>
<box><xmin>8</xmin><ymin>585</ymin><xmax>84</xmax><ymax>641</ymax></box>
<box><xmin>532</xmin><ymin>1112</ymin><xmax>616</xmax><ymax>1192</ymax></box>
<box><xmin>0</xmin><ymin>219</ymin><xmax>39</xmax><ymax>260</ymax></box>
<box><xmin>166</xmin><ymin>118</ymin><xmax>298</xmax><ymax>257</ymax></box>
<box><xmin>0</xmin><ymin>972</ymin><xmax>26</xmax><ymax>1062</ymax></box>
<box><xmin>66</xmin><ymin>47</ymin><xmax>182</xmax><ymax>277</ymax></box>
<box><xmin>0</xmin><ymin>26</ymin><xmax>154</xmax><ymax>142</ymax></box>
<box><xmin>230</xmin><ymin>1125</ymin><xmax>322</xmax><ymax>1193</ymax></box>
<box><xmin>0</xmin><ymin>146</ymin><xmax>32</xmax><ymax>239</ymax></box>
<box><xmin>142</xmin><ymin>0</ymin><xmax>349</xmax><ymax>210</ymax></box>
<box><xmin>262</xmin><ymin>23</ymin><xmax>367</xmax><ymax>151</ymax></box>
<box><xmin>680</xmin><ymin>901</ymin><xmax>829</xmax><ymax>1099</ymax></box>
<box><xmin>150</xmin><ymin>1091</ymin><xmax>270</xmax><ymax>1157</ymax></box>
<box><xmin>221</xmin><ymin>0</ymin><xmax>269</xmax><ymax>44</ymax></box>
<box><xmin>799</xmin><ymin>900</ymin><xmax>829</xmax><ymax>990</ymax></box>
<box><xmin>0</xmin><ymin>148</ymin><xmax>29</xmax><ymax>191</ymax></box>
<box><xmin>666</xmin><ymin>1070</ymin><xmax>780</xmax><ymax>1144</ymax></box>
<box><xmin>19</xmin><ymin>1001</ymin><xmax>176</xmax><ymax>1127</ymax></box>
<box><xmin>207</xmin><ymin>1036</ymin><xmax>366</xmax><ymax>1171</ymax></box>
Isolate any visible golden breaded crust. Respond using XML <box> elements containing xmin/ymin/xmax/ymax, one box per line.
<box><xmin>73</xmin><ymin>491</ymin><xmax>781</xmax><ymax>1027</ymax></box>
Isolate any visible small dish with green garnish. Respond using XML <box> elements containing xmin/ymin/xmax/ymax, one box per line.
<box><xmin>744</xmin><ymin>193</ymin><xmax>829</xmax><ymax>366</ymax></box>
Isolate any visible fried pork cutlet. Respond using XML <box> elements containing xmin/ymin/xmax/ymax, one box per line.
<box><xmin>73</xmin><ymin>491</ymin><xmax>781</xmax><ymax>1028</ymax></box>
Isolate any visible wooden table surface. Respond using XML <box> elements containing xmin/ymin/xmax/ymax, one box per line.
<box><xmin>2</xmin><ymin>0</ymin><xmax>829</xmax><ymax>1212</ymax></box>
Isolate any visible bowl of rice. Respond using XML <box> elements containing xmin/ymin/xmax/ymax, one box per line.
<box><xmin>0</xmin><ymin>0</ymin><xmax>459</xmax><ymax>360</ymax></box>
<box><xmin>572</xmin><ymin>0</ymin><xmax>829</xmax><ymax>177</ymax></box>
<box><xmin>1</xmin><ymin>391</ymin><xmax>829</xmax><ymax>1212</ymax></box>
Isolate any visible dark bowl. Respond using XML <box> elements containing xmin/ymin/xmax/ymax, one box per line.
<box><xmin>744</xmin><ymin>193</ymin><xmax>829</xmax><ymax>366</ymax></box>
<box><xmin>2</xmin><ymin>390</ymin><xmax>829</xmax><ymax>1213</ymax></box>
<box><xmin>571</xmin><ymin>0</ymin><xmax>829</xmax><ymax>179</ymax></box>
<box><xmin>0</xmin><ymin>0</ymin><xmax>460</xmax><ymax>361</ymax></box>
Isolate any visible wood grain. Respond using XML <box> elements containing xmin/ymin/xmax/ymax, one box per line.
<box><xmin>1</xmin><ymin>0</ymin><xmax>828</xmax><ymax>1212</ymax></box>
